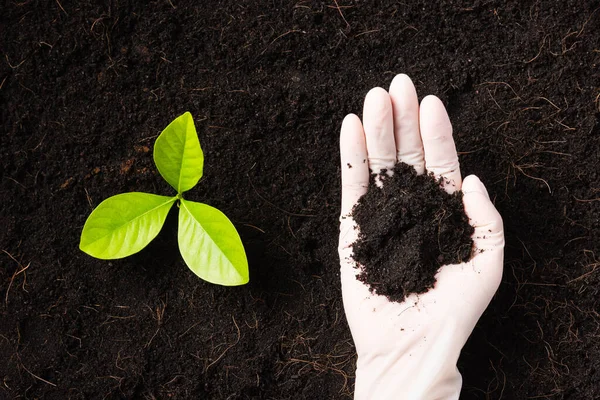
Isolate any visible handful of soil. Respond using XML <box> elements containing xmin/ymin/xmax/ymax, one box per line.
<box><xmin>351</xmin><ymin>163</ymin><xmax>474</xmax><ymax>303</ymax></box>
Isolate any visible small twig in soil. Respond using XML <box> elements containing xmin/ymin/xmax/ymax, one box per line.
<box><xmin>329</xmin><ymin>0</ymin><xmax>351</xmax><ymax>29</ymax></box>
<box><xmin>287</xmin><ymin>217</ymin><xmax>297</xmax><ymax>238</ymax></box>
<box><xmin>486</xmin><ymin>89</ymin><xmax>507</xmax><ymax>113</ymax></box>
<box><xmin>524</xmin><ymin>34</ymin><xmax>549</xmax><ymax>64</ymax></box>
<box><xmin>4</xmin><ymin>176</ymin><xmax>27</xmax><ymax>190</ymax></box>
<box><xmin>5</xmin><ymin>55</ymin><xmax>26</xmax><ymax>69</ymax></box>
<box><xmin>564</xmin><ymin>236</ymin><xmax>587</xmax><ymax>247</ymax></box>
<box><xmin>260</xmin><ymin>30</ymin><xmax>303</xmax><ymax>55</ymax></box>
<box><xmin>54</xmin><ymin>0</ymin><xmax>68</xmax><ymax>16</ymax></box>
<box><xmin>478</xmin><ymin>81</ymin><xmax>523</xmax><ymax>101</ymax></box>
<box><xmin>31</xmin><ymin>133</ymin><xmax>47</xmax><ymax>151</ymax></box>
<box><xmin>243</xmin><ymin>223</ymin><xmax>265</xmax><ymax>233</ymax></box>
<box><xmin>355</xmin><ymin>29</ymin><xmax>380</xmax><ymax>37</ymax></box>
<box><xmin>145</xmin><ymin>328</ymin><xmax>160</xmax><ymax>348</ymax></box>
<box><xmin>84</xmin><ymin>188</ymin><xmax>94</xmax><ymax>209</ymax></box>
<box><xmin>205</xmin><ymin>316</ymin><xmax>240</xmax><ymax>371</ymax></box>
<box><xmin>178</xmin><ymin>321</ymin><xmax>202</xmax><ymax>339</ymax></box>
<box><xmin>244</xmin><ymin>312</ymin><xmax>259</xmax><ymax>329</ymax></box>
<box><xmin>19</xmin><ymin>359</ymin><xmax>57</xmax><ymax>387</ymax></box>
<box><xmin>154</xmin><ymin>299</ymin><xmax>167</xmax><ymax>325</ymax></box>
<box><xmin>512</xmin><ymin>163</ymin><xmax>552</xmax><ymax>193</ymax></box>
<box><xmin>535</xmin><ymin>96</ymin><xmax>561</xmax><ymax>110</ymax></box>
<box><xmin>573</xmin><ymin>196</ymin><xmax>600</xmax><ymax>203</ymax></box>
<box><xmin>99</xmin><ymin>314</ymin><xmax>137</xmax><ymax>328</ymax></box>
<box><xmin>457</xmin><ymin>147</ymin><xmax>484</xmax><ymax>155</ymax></box>
<box><xmin>66</xmin><ymin>334</ymin><xmax>82</xmax><ymax>349</ymax></box>
<box><xmin>591</xmin><ymin>91</ymin><xmax>600</xmax><ymax>112</ymax></box>
<box><xmin>144</xmin><ymin>298</ymin><xmax>167</xmax><ymax>347</ymax></box>
<box><xmin>90</xmin><ymin>17</ymin><xmax>106</xmax><ymax>33</ymax></box>
<box><xmin>516</xmin><ymin>237</ymin><xmax>537</xmax><ymax>273</ymax></box>
<box><xmin>291</xmin><ymin>357</ymin><xmax>350</xmax><ymax>392</ymax></box>
<box><xmin>567</xmin><ymin>251</ymin><xmax>600</xmax><ymax>283</ymax></box>
<box><xmin>576</xmin><ymin>7</ymin><xmax>600</xmax><ymax>37</ymax></box>
<box><xmin>3</xmin><ymin>250</ymin><xmax>30</xmax><ymax>306</ymax></box>
<box><xmin>488</xmin><ymin>359</ymin><xmax>507</xmax><ymax>398</ymax></box>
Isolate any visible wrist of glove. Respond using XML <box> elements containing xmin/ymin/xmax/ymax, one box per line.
<box><xmin>354</xmin><ymin>315</ymin><xmax>463</xmax><ymax>400</ymax></box>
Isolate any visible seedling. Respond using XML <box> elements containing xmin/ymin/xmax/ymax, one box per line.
<box><xmin>79</xmin><ymin>112</ymin><xmax>249</xmax><ymax>286</ymax></box>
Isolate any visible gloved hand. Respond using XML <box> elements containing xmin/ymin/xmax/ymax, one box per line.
<box><xmin>338</xmin><ymin>74</ymin><xmax>504</xmax><ymax>400</ymax></box>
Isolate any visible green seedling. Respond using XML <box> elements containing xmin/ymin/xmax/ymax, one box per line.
<box><xmin>79</xmin><ymin>112</ymin><xmax>249</xmax><ymax>286</ymax></box>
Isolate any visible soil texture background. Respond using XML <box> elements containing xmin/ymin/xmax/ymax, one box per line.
<box><xmin>2</xmin><ymin>1</ymin><xmax>600</xmax><ymax>399</ymax></box>
<box><xmin>353</xmin><ymin>163</ymin><xmax>474</xmax><ymax>303</ymax></box>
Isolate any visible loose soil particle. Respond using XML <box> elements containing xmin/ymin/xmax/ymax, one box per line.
<box><xmin>352</xmin><ymin>163</ymin><xmax>474</xmax><ymax>303</ymax></box>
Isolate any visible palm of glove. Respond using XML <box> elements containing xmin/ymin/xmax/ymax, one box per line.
<box><xmin>338</xmin><ymin>75</ymin><xmax>504</xmax><ymax>400</ymax></box>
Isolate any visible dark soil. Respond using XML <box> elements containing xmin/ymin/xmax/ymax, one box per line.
<box><xmin>2</xmin><ymin>1</ymin><xmax>600</xmax><ymax>399</ymax></box>
<box><xmin>353</xmin><ymin>164</ymin><xmax>474</xmax><ymax>303</ymax></box>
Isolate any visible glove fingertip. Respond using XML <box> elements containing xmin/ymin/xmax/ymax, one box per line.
<box><xmin>462</xmin><ymin>175</ymin><xmax>503</xmax><ymax>235</ymax></box>
<box><xmin>462</xmin><ymin>175</ymin><xmax>489</xmax><ymax>199</ymax></box>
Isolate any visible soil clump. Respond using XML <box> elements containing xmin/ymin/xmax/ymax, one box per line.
<box><xmin>352</xmin><ymin>163</ymin><xmax>474</xmax><ymax>303</ymax></box>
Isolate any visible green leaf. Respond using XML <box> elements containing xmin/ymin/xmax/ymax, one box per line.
<box><xmin>154</xmin><ymin>111</ymin><xmax>204</xmax><ymax>193</ymax></box>
<box><xmin>80</xmin><ymin>192</ymin><xmax>176</xmax><ymax>259</ymax></box>
<box><xmin>178</xmin><ymin>199</ymin><xmax>249</xmax><ymax>286</ymax></box>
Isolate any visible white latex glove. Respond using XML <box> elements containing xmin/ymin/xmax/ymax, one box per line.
<box><xmin>338</xmin><ymin>74</ymin><xmax>504</xmax><ymax>400</ymax></box>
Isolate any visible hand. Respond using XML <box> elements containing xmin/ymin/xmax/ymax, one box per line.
<box><xmin>338</xmin><ymin>74</ymin><xmax>504</xmax><ymax>400</ymax></box>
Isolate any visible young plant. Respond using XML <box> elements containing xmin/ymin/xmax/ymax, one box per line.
<box><xmin>79</xmin><ymin>112</ymin><xmax>249</xmax><ymax>286</ymax></box>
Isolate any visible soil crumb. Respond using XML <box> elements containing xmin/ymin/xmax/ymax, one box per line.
<box><xmin>352</xmin><ymin>163</ymin><xmax>474</xmax><ymax>303</ymax></box>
